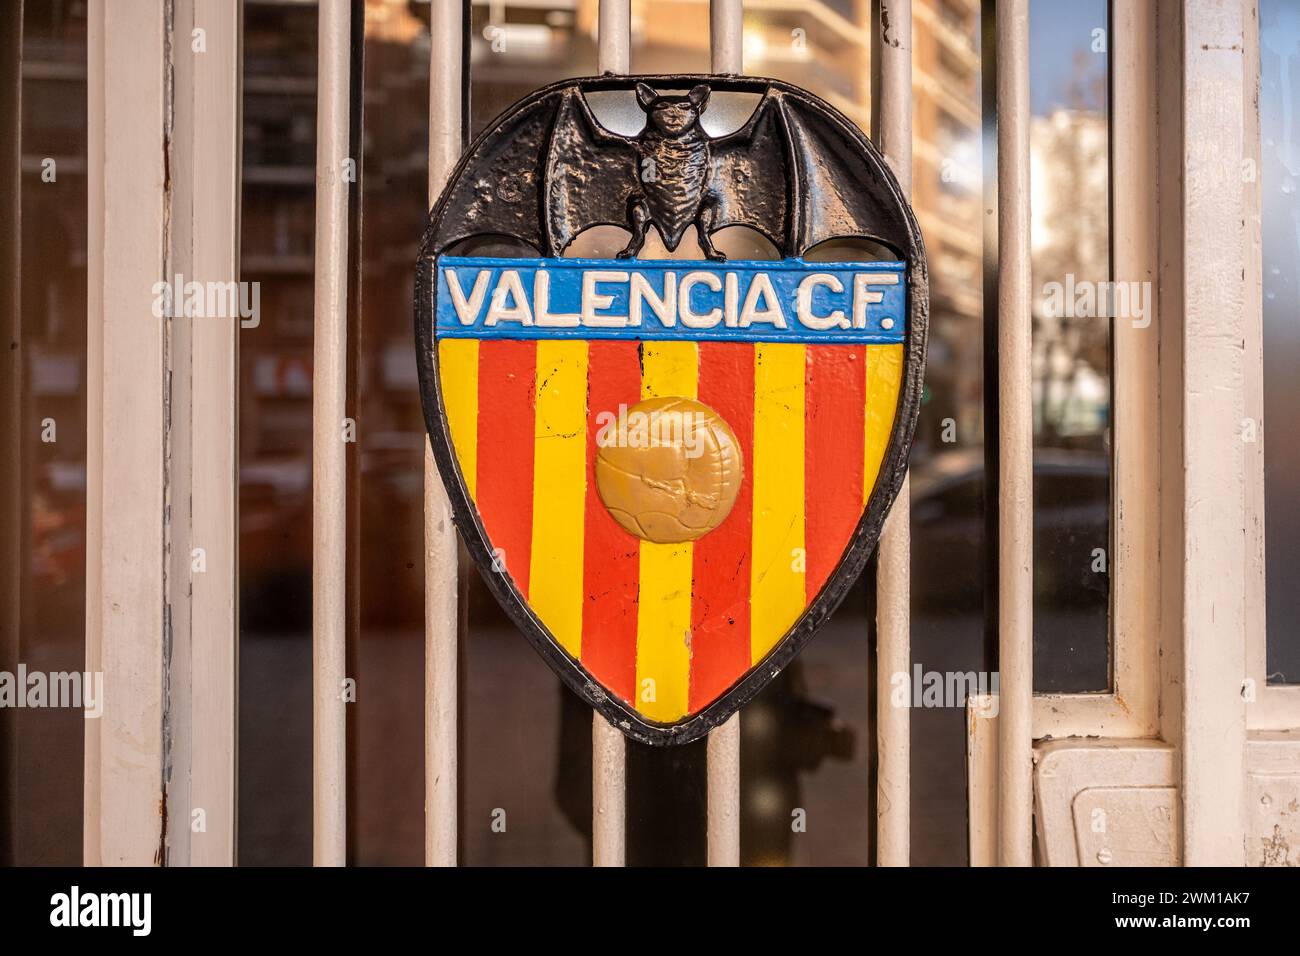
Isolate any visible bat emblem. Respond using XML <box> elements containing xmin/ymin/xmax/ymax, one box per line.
<box><xmin>427</xmin><ymin>74</ymin><xmax>924</xmax><ymax>264</ymax></box>
<box><xmin>621</xmin><ymin>83</ymin><xmax>722</xmax><ymax>260</ymax></box>
<box><xmin>416</xmin><ymin>75</ymin><xmax>928</xmax><ymax>745</ymax></box>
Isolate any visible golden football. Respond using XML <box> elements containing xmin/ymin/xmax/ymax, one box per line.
<box><xmin>594</xmin><ymin>396</ymin><xmax>743</xmax><ymax>544</ymax></box>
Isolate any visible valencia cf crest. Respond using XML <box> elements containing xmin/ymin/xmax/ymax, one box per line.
<box><xmin>415</xmin><ymin>74</ymin><xmax>927</xmax><ymax>745</ymax></box>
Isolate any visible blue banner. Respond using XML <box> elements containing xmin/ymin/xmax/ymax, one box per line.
<box><xmin>434</xmin><ymin>256</ymin><xmax>906</xmax><ymax>344</ymax></box>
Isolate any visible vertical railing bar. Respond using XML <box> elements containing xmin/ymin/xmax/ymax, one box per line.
<box><xmin>590</xmin><ymin>0</ymin><xmax>631</xmax><ymax>870</ymax></box>
<box><xmin>873</xmin><ymin>0</ymin><xmax>912</xmax><ymax>868</ymax></box>
<box><xmin>1243</xmin><ymin>0</ymin><xmax>1267</xmax><ymax>708</ymax></box>
<box><xmin>707</xmin><ymin>714</ymin><xmax>741</xmax><ymax>866</ymax></box>
<box><xmin>312</xmin><ymin>0</ymin><xmax>352</xmax><ymax>868</ymax></box>
<box><xmin>1109</xmin><ymin>0</ymin><xmax>1161</xmax><ymax>737</ymax></box>
<box><xmin>591</xmin><ymin>714</ymin><xmax>626</xmax><ymax>866</ymax></box>
<box><xmin>1178</xmin><ymin>0</ymin><xmax>1248</xmax><ymax>865</ymax></box>
<box><xmin>425</xmin><ymin>0</ymin><xmax>464</xmax><ymax>868</ymax></box>
<box><xmin>710</xmin><ymin>0</ymin><xmax>743</xmax><ymax>74</ymax></box>
<box><xmin>83</xmin><ymin>0</ymin><xmax>104</xmax><ymax>866</ymax></box>
<box><xmin>598</xmin><ymin>0</ymin><xmax>630</xmax><ymax>74</ymax></box>
<box><xmin>704</xmin><ymin>0</ymin><xmax>743</xmax><ymax>868</ymax></box>
<box><xmin>86</xmin><ymin>0</ymin><xmax>170</xmax><ymax>865</ymax></box>
<box><xmin>168</xmin><ymin>0</ymin><xmax>242</xmax><ymax>867</ymax></box>
<box><xmin>994</xmin><ymin>0</ymin><xmax>1032</xmax><ymax>867</ymax></box>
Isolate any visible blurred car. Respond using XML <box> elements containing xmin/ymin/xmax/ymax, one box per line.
<box><xmin>910</xmin><ymin>446</ymin><xmax>1110</xmax><ymax>612</ymax></box>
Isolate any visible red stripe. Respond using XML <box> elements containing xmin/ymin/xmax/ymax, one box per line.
<box><xmin>580</xmin><ymin>341</ymin><xmax>642</xmax><ymax>704</ymax></box>
<box><xmin>689</xmin><ymin>342</ymin><xmax>755</xmax><ymax>712</ymax></box>
<box><xmin>805</xmin><ymin>344</ymin><xmax>866</xmax><ymax>602</ymax></box>
<box><xmin>475</xmin><ymin>340</ymin><xmax>537</xmax><ymax>598</ymax></box>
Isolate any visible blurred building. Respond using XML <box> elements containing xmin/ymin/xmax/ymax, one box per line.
<box><xmin>1030</xmin><ymin>107</ymin><xmax>1110</xmax><ymax>443</ymax></box>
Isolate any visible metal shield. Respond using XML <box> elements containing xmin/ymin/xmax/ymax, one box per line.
<box><xmin>416</xmin><ymin>74</ymin><xmax>927</xmax><ymax>745</ymax></box>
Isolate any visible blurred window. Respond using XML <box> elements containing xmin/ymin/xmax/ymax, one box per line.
<box><xmin>1028</xmin><ymin>0</ymin><xmax>1111</xmax><ymax>693</ymax></box>
<box><xmin>4</xmin><ymin>0</ymin><xmax>89</xmax><ymax>866</ymax></box>
<box><xmin>1260</xmin><ymin>0</ymin><xmax>1300</xmax><ymax>685</ymax></box>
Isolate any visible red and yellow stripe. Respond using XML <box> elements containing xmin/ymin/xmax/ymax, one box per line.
<box><xmin>437</xmin><ymin>338</ymin><xmax>904</xmax><ymax>723</ymax></box>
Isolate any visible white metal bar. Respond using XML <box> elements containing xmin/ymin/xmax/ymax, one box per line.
<box><xmin>704</xmin><ymin>0</ymin><xmax>742</xmax><ymax>869</ymax></box>
<box><xmin>707</xmin><ymin>714</ymin><xmax>740</xmax><ymax>866</ymax></box>
<box><xmin>965</xmin><ymin>695</ymin><xmax>998</xmax><ymax>867</ymax></box>
<box><xmin>874</xmin><ymin>0</ymin><xmax>911</xmax><ymax>868</ymax></box>
<box><xmin>1154</xmin><ymin>0</ymin><xmax>1186</xmax><ymax>760</ymax></box>
<box><xmin>590</xmin><ymin>0</ymin><xmax>630</xmax><ymax>870</ymax></box>
<box><xmin>312</xmin><ymin>0</ymin><xmax>352</xmax><ymax>868</ymax></box>
<box><xmin>166</xmin><ymin>0</ymin><xmax>241</xmax><ymax>868</ymax></box>
<box><xmin>1179</xmin><ymin>0</ymin><xmax>1248</xmax><ymax>865</ymax></box>
<box><xmin>710</xmin><ymin>0</ymin><xmax>743</xmax><ymax>74</ymax></box>
<box><xmin>994</xmin><ymin>0</ymin><xmax>1032</xmax><ymax>868</ymax></box>
<box><xmin>187</xmin><ymin>0</ymin><xmax>242</xmax><ymax>868</ymax></box>
<box><xmin>83</xmin><ymin>0</ymin><xmax>104</xmax><ymax>866</ymax></box>
<box><xmin>597</xmin><ymin>0</ymin><xmax>630</xmax><ymax>75</ymax></box>
<box><xmin>167</xmin><ymin>0</ymin><xmax>198</xmax><ymax>871</ymax></box>
<box><xmin>84</xmin><ymin>0</ymin><xmax>169</xmax><ymax>866</ymax></box>
<box><xmin>426</xmin><ymin>0</ymin><xmax>463</xmax><ymax>868</ymax></box>
<box><xmin>1242</xmin><ymin>0</ymin><xmax>1268</xmax><ymax>719</ymax></box>
<box><xmin>1099</xmin><ymin>0</ymin><xmax>1160</xmax><ymax>742</ymax></box>
<box><xmin>591</xmin><ymin>713</ymin><xmax>626</xmax><ymax>866</ymax></box>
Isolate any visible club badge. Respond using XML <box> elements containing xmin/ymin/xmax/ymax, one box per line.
<box><xmin>416</xmin><ymin>74</ymin><xmax>927</xmax><ymax>745</ymax></box>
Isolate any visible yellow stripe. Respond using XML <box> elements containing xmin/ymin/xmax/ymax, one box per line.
<box><xmin>636</xmin><ymin>541</ymin><xmax>694</xmax><ymax>722</ymax></box>
<box><xmin>640</xmin><ymin>341</ymin><xmax>698</xmax><ymax>400</ymax></box>
<box><xmin>863</xmin><ymin>344</ymin><xmax>904</xmax><ymax>505</ymax></box>
<box><xmin>529</xmin><ymin>340</ymin><xmax>589</xmax><ymax>658</ymax></box>
<box><xmin>635</xmin><ymin>342</ymin><xmax>697</xmax><ymax>722</ymax></box>
<box><xmin>438</xmin><ymin>338</ymin><xmax>479</xmax><ymax>497</ymax></box>
<box><xmin>750</xmin><ymin>342</ymin><xmax>806</xmax><ymax>663</ymax></box>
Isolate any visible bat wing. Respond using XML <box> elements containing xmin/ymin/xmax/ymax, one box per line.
<box><xmin>711</xmin><ymin>88</ymin><xmax>920</xmax><ymax>261</ymax></box>
<box><xmin>544</xmin><ymin>90</ymin><xmax>639</xmax><ymax>255</ymax></box>
<box><xmin>427</xmin><ymin>92</ymin><xmax>563</xmax><ymax>256</ymax></box>
<box><xmin>777</xmin><ymin>89</ymin><xmax>918</xmax><ymax>259</ymax></box>
<box><xmin>709</xmin><ymin>94</ymin><xmax>793</xmax><ymax>252</ymax></box>
<box><xmin>426</xmin><ymin>86</ymin><xmax>636</xmax><ymax>257</ymax></box>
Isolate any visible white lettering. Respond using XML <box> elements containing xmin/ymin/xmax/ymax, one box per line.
<box><xmin>583</xmin><ymin>270</ymin><xmax>630</xmax><ymax>327</ymax></box>
<box><xmin>534</xmin><ymin>270</ymin><xmax>579</xmax><ymax>327</ymax></box>
<box><xmin>739</xmin><ymin>273</ymin><xmax>786</xmax><ymax>328</ymax></box>
<box><xmin>852</xmin><ymin>272</ymin><xmax>900</xmax><ymax>328</ymax></box>
<box><xmin>485</xmin><ymin>269</ymin><xmax>533</xmax><ymax>326</ymax></box>
<box><xmin>679</xmin><ymin>272</ymin><xmax>723</xmax><ymax>328</ymax></box>
<box><xmin>796</xmin><ymin>274</ymin><xmax>848</xmax><ymax>330</ymax></box>
<box><xmin>724</xmin><ymin>272</ymin><xmax>739</xmax><ymax>327</ymax></box>
<box><xmin>446</xmin><ymin>268</ymin><xmax>490</xmax><ymax>326</ymax></box>
<box><xmin>630</xmin><ymin>272</ymin><xmax>676</xmax><ymax>328</ymax></box>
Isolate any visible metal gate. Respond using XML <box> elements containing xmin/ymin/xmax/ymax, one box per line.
<box><xmin>60</xmin><ymin>0</ymin><xmax>1300</xmax><ymax>866</ymax></box>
